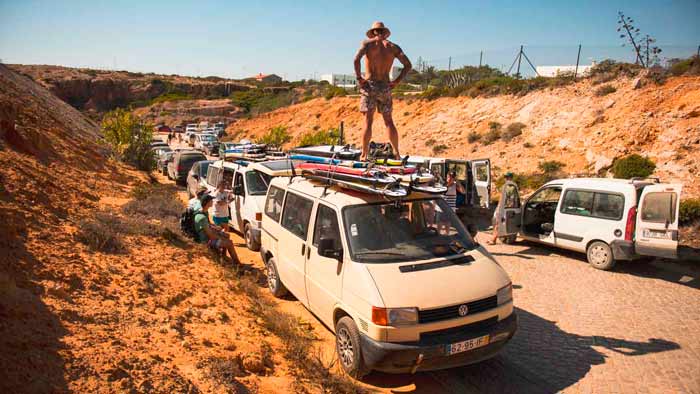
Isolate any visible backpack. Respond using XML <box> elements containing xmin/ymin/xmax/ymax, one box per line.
<box><xmin>180</xmin><ymin>208</ymin><xmax>199</xmax><ymax>240</ymax></box>
<box><xmin>368</xmin><ymin>141</ymin><xmax>395</xmax><ymax>160</ymax></box>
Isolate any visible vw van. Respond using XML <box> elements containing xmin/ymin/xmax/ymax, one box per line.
<box><xmin>260</xmin><ymin>177</ymin><xmax>517</xmax><ymax>377</ymax></box>
<box><xmin>497</xmin><ymin>177</ymin><xmax>683</xmax><ymax>270</ymax></box>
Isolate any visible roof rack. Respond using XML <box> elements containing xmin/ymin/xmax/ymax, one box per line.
<box><xmin>630</xmin><ymin>177</ymin><xmax>660</xmax><ymax>183</ymax></box>
<box><xmin>567</xmin><ymin>173</ymin><xmax>598</xmax><ymax>178</ymax></box>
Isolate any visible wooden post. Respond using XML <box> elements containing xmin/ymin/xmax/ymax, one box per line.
<box><xmin>339</xmin><ymin>121</ymin><xmax>344</xmax><ymax>145</ymax></box>
<box><xmin>479</xmin><ymin>51</ymin><xmax>483</xmax><ymax>67</ymax></box>
<box><xmin>574</xmin><ymin>44</ymin><xmax>582</xmax><ymax>80</ymax></box>
<box><xmin>448</xmin><ymin>57</ymin><xmax>452</xmax><ymax>71</ymax></box>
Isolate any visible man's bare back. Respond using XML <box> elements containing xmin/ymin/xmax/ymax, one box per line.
<box><xmin>353</xmin><ymin>22</ymin><xmax>412</xmax><ymax>159</ymax></box>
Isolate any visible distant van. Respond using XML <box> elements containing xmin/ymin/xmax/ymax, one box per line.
<box><xmin>498</xmin><ymin>177</ymin><xmax>683</xmax><ymax>270</ymax></box>
<box><xmin>260</xmin><ymin>177</ymin><xmax>517</xmax><ymax>378</ymax></box>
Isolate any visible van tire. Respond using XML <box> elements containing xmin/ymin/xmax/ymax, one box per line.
<box><xmin>335</xmin><ymin>317</ymin><xmax>369</xmax><ymax>379</ymax></box>
<box><xmin>501</xmin><ymin>234</ymin><xmax>517</xmax><ymax>244</ymax></box>
<box><xmin>587</xmin><ymin>241</ymin><xmax>615</xmax><ymax>270</ymax></box>
<box><xmin>244</xmin><ymin>223</ymin><xmax>260</xmax><ymax>251</ymax></box>
<box><xmin>265</xmin><ymin>257</ymin><xmax>288</xmax><ymax>298</ymax></box>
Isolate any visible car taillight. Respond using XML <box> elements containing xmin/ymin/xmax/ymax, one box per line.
<box><xmin>625</xmin><ymin>206</ymin><xmax>636</xmax><ymax>241</ymax></box>
<box><xmin>371</xmin><ymin>307</ymin><xmax>388</xmax><ymax>326</ymax></box>
<box><xmin>255</xmin><ymin>212</ymin><xmax>262</xmax><ymax>221</ymax></box>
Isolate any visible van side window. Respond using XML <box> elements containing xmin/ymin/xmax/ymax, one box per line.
<box><xmin>475</xmin><ymin>164</ymin><xmax>488</xmax><ymax>182</ymax></box>
<box><xmin>234</xmin><ymin>172</ymin><xmax>244</xmax><ymax>192</ymax></box>
<box><xmin>281</xmin><ymin>193</ymin><xmax>314</xmax><ymax>239</ymax></box>
<box><xmin>593</xmin><ymin>193</ymin><xmax>624</xmax><ymax>220</ymax></box>
<box><xmin>265</xmin><ymin>186</ymin><xmax>285</xmax><ymax>221</ymax></box>
<box><xmin>562</xmin><ymin>190</ymin><xmax>594</xmax><ymax>216</ymax></box>
<box><xmin>312</xmin><ymin>205</ymin><xmax>342</xmax><ymax>249</ymax></box>
<box><xmin>641</xmin><ymin>192</ymin><xmax>677</xmax><ymax>223</ymax></box>
<box><xmin>206</xmin><ymin>167</ymin><xmax>219</xmax><ymax>187</ymax></box>
<box><xmin>221</xmin><ymin>169</ymin><xmax>235</xmax><ymax>190</ymax></box>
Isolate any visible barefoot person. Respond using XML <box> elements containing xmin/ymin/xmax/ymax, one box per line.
<box><xmin>354</xmin><ymin>21</ymin><xmax>412</xmax><ymax>160</ymax></box>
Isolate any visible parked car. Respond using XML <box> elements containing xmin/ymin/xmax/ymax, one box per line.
<box><xmin>186</xmin><ymin>160</ymin><xmax>213</xmax><ymax>198</ymax></box>
<box><xmin>194</xmin><ymin>133</ymin><xmax>220</xmax><ymax>155</ymax></box>
<box><xmin>167</xmin><ymin>150</ymin><xmax>207</xmax><ymax>185</ymax></box>
<box><xmin>204</xmin><ymin>160</ymin><xmax>293</xmax><ymax>250</ymax></box>
<box><xmin>157</xmin><ymin>151</ymin><xmax>175</xmax><ymax>176</ymax></box>
<box><xmin>151</xmin><ymin>146</ymin><xmax>172</xmax><ymax>158</ymax></box>
<box><xmin>260</xmin><ymin>177</ymin><xmax>516</xmax><ymax>378</ymax></box>
<box><xmin>150</xmin><ymin>141</ymin><xmax>169</xmax><ymax>149</ymax></box>
<box><xmin>498</xmin><ymin>177</ymin><xmax>683</xmax><ymax>270</ymax></box>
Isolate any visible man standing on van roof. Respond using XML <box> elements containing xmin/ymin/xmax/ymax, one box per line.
<box><xmin>354</xmin><ymin>21</ymin><xmax>412</xmax><ymax>160</ymax></box>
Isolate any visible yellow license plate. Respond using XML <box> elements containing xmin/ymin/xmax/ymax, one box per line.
<box><xmin>446</xmin><ymin>334</ymin><xmax>490</xmax><ymax>355</ymax></box>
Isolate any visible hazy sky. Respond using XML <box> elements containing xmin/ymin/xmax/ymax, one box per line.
<box><xmin>1</xmin><ymin>0</ymin><xmax>698</xmax><ymax>80</ymax></box>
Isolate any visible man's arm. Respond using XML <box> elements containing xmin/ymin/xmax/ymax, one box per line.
<box><xmin>354</xmin><ymin>40</ymin><xmax>371</xmax><ymax>84</ymax></box>
<box><xmin>390</xmin><ymin>43</ymin><xmax>412</xmax><ymax>87</ymax></box>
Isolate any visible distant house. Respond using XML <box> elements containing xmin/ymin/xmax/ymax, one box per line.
<box><xmin>536</xmin><ymin>62</ymin><xmax>596</xmax><ymax>77</ymax></box>
<box><xmin>251</xmin><ymin>73</ymin><xmax>283</xmax><ymax>84</ymax></box>
<box><xmin>320</xmin><ymin>73</ymin><xmax>357</xmax><ymax>88</ymax></box>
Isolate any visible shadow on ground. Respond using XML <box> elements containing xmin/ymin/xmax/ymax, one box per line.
<box><xmin>362</xmin><ymin>307</ymin><xmax>680</xmax><ymax>394</ymax></box>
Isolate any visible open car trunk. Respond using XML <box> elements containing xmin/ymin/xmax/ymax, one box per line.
<box><xmin>635</xmin><ymin>184</ymin><xmax>682</xmax><ymax>259</ymax></box>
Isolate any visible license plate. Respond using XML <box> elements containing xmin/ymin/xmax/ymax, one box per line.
<box><xmin>643</xmin><ymin>229</ymin><xmax>669</xmax><ymax>239</ymax></box>
<box><xmin>446</xmin><ymin>334</ymin><xmax>490</xmax><ymax>355</ymax></box>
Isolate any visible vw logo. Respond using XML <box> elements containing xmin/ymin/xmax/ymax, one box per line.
<box><xmin>458</xmin><ymin>304</ymin><xmax>469</xmax><ymax>316</ymax></box>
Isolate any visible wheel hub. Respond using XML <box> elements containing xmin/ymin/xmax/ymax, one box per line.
<box><xmin>266</xmin><ymin>261</ymin><xmax>276</xmax><ymax>290</ymax></box>
<box><xmin>337</xmin><ymin>327</ymin><xmax>354</xmax><ymax>367</ymax></box>
<box><xmin>590</xmin><ymin>245</ymin><xmax>608</xmax><ymax>265</ymax></box>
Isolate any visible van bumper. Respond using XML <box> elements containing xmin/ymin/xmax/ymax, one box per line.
<box><xmin>611</xmin><ymin>240</ymin><xmax>636</xmax><ymax>260</ymax></box>
<box><xmin>360</xmin><ymin>313</ymin><xmax>517</xmax><ymax>374</ymax></box>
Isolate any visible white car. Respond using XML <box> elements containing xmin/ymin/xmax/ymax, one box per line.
<box><xmin>260</xmin><ymin>177</ymin><xmax>516</xmax><ymax>377</ymax></box>
<box><xmin>194</xmin><ymin>133</ymin><xmax>219</xmax><ymax>154</ymax></box>
<box><xmin>204</xmin><ymin>160</ymin><xmax>294</xmax><ymax>250</ymax></box>
<box><xmin>499</xmin><ymin>177</ymin><xmax>683</xmax><ymax>270</ymax></box>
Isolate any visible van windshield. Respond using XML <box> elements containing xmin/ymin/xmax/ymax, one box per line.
<box><xmin>343</xmin><ymin>198</ymin><xmax>477</xmax><ymax>263</ymax></box>
<box><xmin>246</xmin><ymin>170</ymin><xmax>272</xmax><ymax>195</ymax></box>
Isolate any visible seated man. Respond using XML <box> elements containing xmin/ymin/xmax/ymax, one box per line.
<box><xmin>195</xmin><ymin>195</ymin><xmax>240</xmax><ymax>265</ymax></box>
<box><xmin>188</xmin><ymin>187</ymin><xmax>208</xmax><ymax>211</ymax></box>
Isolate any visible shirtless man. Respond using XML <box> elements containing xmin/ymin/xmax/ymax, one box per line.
<box><xmin>354</xmin><ymin>21</ymin><xmax>412</xmax><ymax>160</ymax></box>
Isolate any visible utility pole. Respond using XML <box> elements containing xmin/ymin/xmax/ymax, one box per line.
<box><xmin>516</xmin><ymin>45</ymin><xmax>523</xmax><ymax>77</ymax></box>
<box><xmin>448</xmin><ymin>57</ymin><xmax>451</xmax><ymax>71</ymax></box>
<box><xmin>574</xmin><ymin>44</ymin><xmax>582</xmax><ymax>80</ymax></box>
<box><xmin>479</xmin><ymin>51</ymin><xmax>483</xmax><ymax>67</ymax></box>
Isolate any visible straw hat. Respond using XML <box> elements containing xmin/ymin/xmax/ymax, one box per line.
<box><xmin>366</xmin><ymin>21</ymin><xmax>391</xmax><ymax>38</ymax></box>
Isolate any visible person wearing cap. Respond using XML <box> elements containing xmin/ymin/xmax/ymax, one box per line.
<box><xmin>188</xmin><ymin>187</ymin><xmax>209</xmax><ymax>211</ymax></box>
<box><xmin>354</xmin><ymin>21</ymin><xmax>412</xmax><ymax>160</ymax></box>
<box><xmin>195</xmin><ymin>194</ymin><xmax>240</xmax><ymax>265</ymax></box>
<box><xmin>489</xmin><ymin>172</ymin><xmax>520</xmax><ymax>245</ymax></box>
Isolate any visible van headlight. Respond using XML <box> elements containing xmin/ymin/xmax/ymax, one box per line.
<box><xmin>497</xmin><ymin>283</ymin><xmax>513</xmax><ymax>306</ymax></box>
<box><xmin>372</xmin><ymin>306</ymin><xmax>418</xmax><ymax>326</ymax></box>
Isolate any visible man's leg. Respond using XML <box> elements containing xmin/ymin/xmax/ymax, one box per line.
<box><xmin>381</xmin><ymin>112</ymin><xmax>400</xmax><ymax>158</ymax></box>
<box><xmin>222</xmin><ymin>238</ymin><xmax>239</xmax><ymax>264</ymax></box>
<box><xmin>361</xmin><ymin>110</ymin><xmax>374</xmax><ymax>160</ymax></box>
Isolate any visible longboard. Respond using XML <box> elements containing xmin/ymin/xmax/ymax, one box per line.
<box><xmin>289</xmin><ymin>154</ymin><xmax>366</xmax><ymax>168</ymax></box>
<box><xmin>303</xmin><ymin>168</ymin><xmax>398</xmax><ymax>187</ymax></box>
<box><xmin>302</xmin><ymin>173</ymin><xmax>407</xmax><ymax>198</ymax></box>
<box><xmin>290</xmin><ymin>145</ymin><xmax>361</xmax><ymax>160</ymax></box>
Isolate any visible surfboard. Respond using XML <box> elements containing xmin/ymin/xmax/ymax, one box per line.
<box><xmin>290</xmin><ymin>145</ymin><xmax>361</xmax><ymax>160</ymax></box>
<box><xmin>289</xmin><ymin>154</ymin><xmax>366</xmax><ymax>168</ymax></box>
<box><xmin>302</xmin><ymin>173</ymin><xmax>407</xmax><ymax>198</ymax></box>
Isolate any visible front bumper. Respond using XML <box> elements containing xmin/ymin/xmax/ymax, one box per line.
<box><xmin>360</xmin><ymin>313</ymin><xmax>517</xmax><ymax>373</ymax></box>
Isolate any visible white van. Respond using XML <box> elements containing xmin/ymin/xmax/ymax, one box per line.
<box><xmin>260</xmin><ymin>177</ymin><xmax>517</xmax><ymax>377</ymax></box>
<box><xmin>498</xmin><ymin>177</ymin><xmax>683</xmax><ymax>270</ymax></box>
<box><xmin>204</xmin><ymin>160</ymin><xmax>293</xmax><ymax>250</ymax></box>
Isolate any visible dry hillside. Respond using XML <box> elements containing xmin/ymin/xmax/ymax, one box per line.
<box><xmin>228</xmin><ymin>75</ymin><xmax>700</xmax><ymax>198</ymax></box>
<box><xmin>0</xmin><ymin>64</ymin><xmax>340</xmax><ymax>394</ymax></box>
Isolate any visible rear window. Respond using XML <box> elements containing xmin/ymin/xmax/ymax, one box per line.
<box><xmin>265</xmin><ymin>186</ymin><xmax>285</xmax><ymax>221</ymax></box>
<box><xmin>561</xmin><ymin>189</ymin><xmax>624</xmax><ymax>220</ymax></box>
<box><xmin>179</xmin><ymin>154</ymin><xmax>207</xmax><ymax>167</ymax></box>
<box><xmin>641</xmin><ymin>192</ymin><xmax>677</xmax><ymax>223</ymax></box>
<box><xmin>281</xmin><ymin>193</ymin><xmax>314</xmax><ymax>239</ymax></box>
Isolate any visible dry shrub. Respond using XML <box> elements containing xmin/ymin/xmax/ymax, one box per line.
<box><xmin>76</xmin><ymin>212</ymin><xmax>127</xmax><ymax>253</ymax></box>
<box><xmin>594</xmin><ymin>84</ymin><xmax>617</xmax><ymax>97</ymax></box>
<box><xmin>502</xmin><ymin>122</ymin><xmax>525</xmax><ymax>141</ymax></box>
<box><xmin>124</xmin><ymin>183</ymin><xmax>182</xmax><ymax>219</ymax></box>
<box><xmin>467</xmin><ymin>131</ymin><xmax>481</xmax><ymax>143</ymax></box>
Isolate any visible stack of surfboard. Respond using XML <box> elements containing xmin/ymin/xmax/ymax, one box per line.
<box><xmin>290</xmin><ymin>145</ymin><xmax>447</xmax><ymax>198</ymax></box>
<box><xmin>222</xmin><ymin>142</ymin><xmax>267</xmax><ymax>161</ymax></box>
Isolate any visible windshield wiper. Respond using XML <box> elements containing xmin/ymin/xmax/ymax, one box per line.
<box><xmin>355</xmin><ymin>251</ymin><xmax>405</xmax><ymax>257</ymax></box>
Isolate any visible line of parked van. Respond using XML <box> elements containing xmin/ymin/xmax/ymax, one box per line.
<box><xmin>155</xmin><ymin>138</ymin><xmax>684</xmax><ymax>379</ymax></box>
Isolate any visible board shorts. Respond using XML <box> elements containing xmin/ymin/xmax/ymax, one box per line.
<box><xmin>208</xmin><ymin>238</ymin><xmax>223</xmax><ymax>249</ymax></box>
<box><xmin>360</xmin><ymin>80</ymin><xmax>392</xmax><ymax>114</ymax></box>
<box><xmin>213</xmin><ymin>216</ymin><xmax>229</xmax><ymax>226</ymax></box>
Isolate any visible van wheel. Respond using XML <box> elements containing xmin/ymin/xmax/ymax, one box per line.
<box><xmin>587</xmin><ymin>241</ymin><xmax>615</xmax><ymax>270</ymax></box>
<box><xmin>501</xmin><ymin>234</ymin><xmax>517</xmax><ymax>244</ymax></box>
<box><xmin>244</xmin><ymin>223</ymin><xmax>260</xmax><ymax>251</ymax></box>
<box><xmin>335</xmin><ymin>317</ymin><xmax>369</xmax><ymax>379</ymax></box>
<box><xmin>265</xmin><ymin>257</ymin><xmax>288</xmax><ymax>298</ymax></box>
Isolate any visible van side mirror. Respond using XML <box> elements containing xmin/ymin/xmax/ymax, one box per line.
<box><xmin>467</xmin><ymin>224</ymin><xmax>479</xmax><ymax>238</ymax></box>
<box><xmin>233</xmin><ymin>184</ymin><xmax>244</xmax><ymax>196</ymax></box>
<box><xmin>318</xmin><ymin>238</ymin><xmax>343</xmax><ymax>260</ymax></box>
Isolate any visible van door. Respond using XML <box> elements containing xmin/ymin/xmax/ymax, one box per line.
<box><xmin>471</xmin><ymin>159</ymin><xmax>491</xmax><ymax>208</ymax></box>
<box><xmin>278</xmin><ymin>192</ymin><xmax>315</xmax><ymax>305</ymax></box>
<box><xmin>231</xmin><ymin>171</ymin><xmax>245</xmax><ymax>232</ymax></box>
<box><xmin>497</xmin><ymin>182</ymin><xmax>522</xmax><ymax>237</ymax></box>
<box><xmin>634</xmin><ymin>184</ymin><xmax>682</xmax><ymax>259</ymax></box>
<box><xmin>306</xmin><ymin>204</ymin><xmax>344</xmax><ymax>328</ymax></box>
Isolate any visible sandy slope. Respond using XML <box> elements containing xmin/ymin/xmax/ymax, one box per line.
<box><xmin>227</xmin><ymin>76</ymin><xmax>700</xmax><ymax>198</ymax></box>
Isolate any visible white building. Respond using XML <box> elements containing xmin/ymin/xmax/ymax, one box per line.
<box><xmin>320</xmin><ymin>74</ymin><xmax>357</xmax><ymax>88</ymax></box>
<box><xmin>536</xmin><ymin>62</ymin><xmax>596</xmax><ymax>77</ymax></box>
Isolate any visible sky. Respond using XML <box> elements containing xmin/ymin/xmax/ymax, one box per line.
<box><xmin>1</xmin><ymin>0</ymin><xmax>699</xmax><ymax>80</ymax></box>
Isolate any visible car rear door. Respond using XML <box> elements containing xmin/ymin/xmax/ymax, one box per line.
<box><xmin>634</xmin><ymin>184</ymin><xmax>682</xmax><ymax>259</ymax></box>
<box><xmin>471</xmin><ymin>159</ymin><xmax>491</xmax><ymax>208</ymax></box>
<box><xmin>278</xmin><ymin>192</ymin><xmax>315</xmax><ymax>305</ymax></box>
<box><xmin>498</xmin><ymin>182</ymin><xmax>522</xmax><ymax>237</ymax></box>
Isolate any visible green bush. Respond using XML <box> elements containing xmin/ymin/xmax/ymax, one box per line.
<box><xmin>669</xmin><ymin>56</ymin><xmax>700</xmax><ymax>76</ymax></box>
<box><xmin>502</xmin><ymin>122</ymin><xmax>525</xmax><ymax>141</ymax></box>
<box><xmin>323</xmin><ymin>85</ymin><xmax>347</xmax><ymax>100</ymax></box>
<box><xmin>523</xmin><ymin>142</ymin><xmax>533</xmax><ymax>148</ymax></box>
<box><xmin>425</xmin><ymin>138</ymin><xmax>436</xmax><ymax>147</ymax></box>
<box><xmin>230</xmin><ymin>89</ymin><xmax>293</xmax><ymax>115</ymax></box>
<box><xmin>432</xmin><ymin>144</ymin><xmax>448</xmax><ymax>155</ymax></box>
<box><xmin>679</xmin><ymin>199</ymin><xmax>700</xmax><ymax>225</ymax></box>
<box><xmin>594</xmin><ymin>84</ymin><xmax>617</xmax><ymax>96</ymax></box>
<box><xmin>538</xmin><ymin>160</ymin><xmax>565</xmax><ymax>174</ymax></box>
<box><xmin>101</xmin><ymin>108</ymin><xmax>155</xmax><ymax>170</ymax></box>
<box><xmin>612</xmin><ymin>154</ymin><xmax>656</xmax><ymax>179</ymax></box>
<box><xmin>298</xmin><ymin>128</ymin><xmax>340</xmax><ymax>146</ymax></box>
<box><xmin>420</xmin><ymin>86</ymin><xmax>447</xmax><ymax>100</ymax></box>
<box><xmin>589</xmin><ymin>60</ymin><xmax>642</xmax><ymax>84</ymax></box>
<box><xmin>256</xmin><ymin>126</ymin><xmax>292</xmax><ymax>147</ymax></box>
<box><xmin>467</xmin><ymin>131</ymin><xmax>481</xmax><ymax>143</ymax></box>
<box><xmin>482</xmin><ymin>122</ymin><xmax>502</xmax><ymax>145</ymax></box>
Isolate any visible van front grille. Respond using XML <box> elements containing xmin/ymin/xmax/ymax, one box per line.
<box><xmin>418</xmin><ymin>295</ymin><xmax>497</xmax><ymax>324</ymax></box>
<box><xmin>420</xmin><ymin>316</ymin><xmax>499</xmax><ymax>345</ymax></box>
